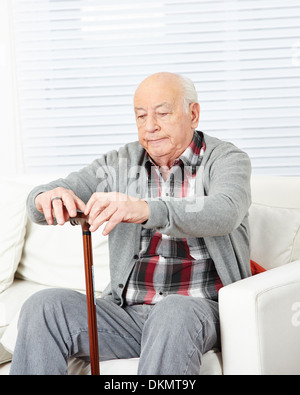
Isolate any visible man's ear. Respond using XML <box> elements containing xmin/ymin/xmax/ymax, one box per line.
<box><xmin>190</xmin><ymin>102</ymin><xmax>200</xmax><ymax>129</ymax></box>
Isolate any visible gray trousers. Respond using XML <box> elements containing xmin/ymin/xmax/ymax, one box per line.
<box><xmin>10</xmin><ymin>289</ymin><xmax>220</xmax><ymax>375</ymax></box>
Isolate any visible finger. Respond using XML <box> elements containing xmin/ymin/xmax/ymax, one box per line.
<box><xmin>61</xmin><ymin>192</ymin><xmax>84</xmax><ymax>218</ymax></box>
<box><xmin>35</xmin><ymin>193</ymin><xmax>54</xmax><ymax>225</ymax></box>
<box><xmin>85</xmin><ymin>192</ymin><xmax>109</xmax><ymax>216</ymax></box>
<box><xmin>43</xmin><ymin>202</ymin><xmax>54</xmax><ymax>225</ymax></box>
<box><xmin>74</xmin><ymin>195</ymin><xmax>86</xmax><ymax>214</ymax></box>
<box><xmin>84</xmin><ymin>193</ymin><xmax>97</xmax><ymax>216</ymax></box>
<box><xmin>88</xmin><ymin>201</ymin><xmax>109</xmax><ymax>224</ymax></box>
<box><xmin>88</xmin><ymin>197</ymin><xmax>110</xmax><ymax>223</ymax></box>
<box><xmin>52</xmin><ymin>198</ymin><xmax>66</xmax><ymax>225</ymax></box>
<box><xmin>102</xmin><ymin>210</ymin><xmax>124</xmax><ymax>236</ymax></box>
<box><xmin>89</xmin><ymin>204</ymin><xmax>117</xmax><ymax>232</ymax></box>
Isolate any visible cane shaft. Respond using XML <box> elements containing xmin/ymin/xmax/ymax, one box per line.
<box><xmin>82</xmin><ymin>230</ymin><xmax>100</xmax><ymax>376</ymax></box>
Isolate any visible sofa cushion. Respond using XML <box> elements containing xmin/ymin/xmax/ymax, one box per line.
<box><xmin>0</xmin><ymin>181</ymin><xmax>32</xmax><ymax>293</ymax></box>
<box><xmin>16</xmin><ymin>220</ymin><xmax>110</xmax><ymax>293</ymax></box>
<box><xmin>249</xmin><ymin>204</ymin><xmax>300</xmax><ymax>270</ymax></box>
<box><xmin>0</xmin><ymin>279</ymin><xmax>52</xmax><ymax>363</ymax></box>
<box><xmin>249</xmin><ymin>176</ymin><xmax>300</xmax><ymax>270</ymax></box>
<box><xmin>0</xmin><ymin>279</ymin><xmax>51</xmax><ymax>329</ymax></box>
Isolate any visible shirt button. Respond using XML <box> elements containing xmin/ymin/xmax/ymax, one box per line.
<box><xmin>159</xmin><ymin>292</ymin><xmax>163</xmax><ymax>295</ymax></box>
<box><xmin>118</xmin><ymin>284</ymin><xmax>124</xmax><ymax>289</ymax></box>
<box><xmin>133</xmin><ymin>254</ymin><xmax>139</xmax><ymax>260</ymax></box>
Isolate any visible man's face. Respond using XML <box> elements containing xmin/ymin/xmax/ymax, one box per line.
<box><xmin>134</xmin><ymin>74</ymin><xmax>199</xmax><ymax>168</ymax></box>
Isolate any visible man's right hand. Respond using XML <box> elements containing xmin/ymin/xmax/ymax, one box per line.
<box><xmin>35</xmin><ymin>187</ymin><xmax>86</xmax><ymax>226</ymax></box>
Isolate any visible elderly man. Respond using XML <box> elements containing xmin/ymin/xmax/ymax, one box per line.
<box><xmin>10</xmin><ymin>72</ymin><xmax>251</xmax><ymax>375</ymax></box>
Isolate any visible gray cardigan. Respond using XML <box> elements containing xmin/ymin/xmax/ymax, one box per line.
<box><xmin>27</xmin><ymin>132</ymin><xmax>252</xmax><ymax>306</ymax></box>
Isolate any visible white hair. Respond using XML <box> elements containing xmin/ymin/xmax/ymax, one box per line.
<box><xmin>177</xmin><ymin>75</ymin><xmax>199</xmax><ymax>113</ymax></box>
<box><xmin>135</xmin><ymin>72</ymin><xmax>199</xmax><ymax>113</ymax></box>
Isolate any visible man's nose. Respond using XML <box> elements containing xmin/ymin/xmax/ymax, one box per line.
<box><xmin>145</xmin><ymin>114</ymin><xmax>159</xmax><ymax>133</ymax></box>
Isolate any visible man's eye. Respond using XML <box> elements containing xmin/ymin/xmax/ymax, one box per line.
<box><xmin>158</xmin><ymin>113</ymin><xmax>168</xmax><ymax>117</ymax></box>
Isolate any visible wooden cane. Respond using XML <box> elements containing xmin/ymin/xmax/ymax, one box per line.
<box><xmin>70</xmin><ymin>212</ymin><xmax>100</xmax><ymax>375</ymax></box>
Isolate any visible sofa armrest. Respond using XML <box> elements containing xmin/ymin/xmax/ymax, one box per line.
<box><xmin>219</xmin><ymin>260</ymin><xmax>300</xmax><ymax>375</ymax></box>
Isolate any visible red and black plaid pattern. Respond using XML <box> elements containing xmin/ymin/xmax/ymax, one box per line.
<box><xmin>124</xmin><ymin>132</ymin><xmax>223</xmax><ymax>305</ymax></box>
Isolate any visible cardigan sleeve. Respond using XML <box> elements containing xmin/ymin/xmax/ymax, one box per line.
<box><xmin>143</xmin><ymin>142</ymin><xmax>252</xmax><ymax>238</ymax></box>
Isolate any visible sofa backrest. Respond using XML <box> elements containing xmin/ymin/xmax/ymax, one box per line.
<box><xmin>249</xmin><ymin>176</ymin><xmax>300</xmax><ymax>270</ymax></box>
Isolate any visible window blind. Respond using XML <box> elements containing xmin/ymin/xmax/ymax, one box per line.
<box><xmin>11</xmin><ymin>0</ymin><xmax>300</xmax><ymax>175</ymax></box>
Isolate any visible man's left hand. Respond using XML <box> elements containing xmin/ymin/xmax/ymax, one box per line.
<box><xmin>84</xmin><ymin>192</ymin><xmax>150</xmax><ymax>235</ymax></box>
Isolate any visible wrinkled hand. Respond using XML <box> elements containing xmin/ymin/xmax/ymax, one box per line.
<box><xmin>35</xmin><ymin>187</ymin><xmax>86</xmax><ymax>226</ymax></box>
<box><xmin>84</xmin><ymin>192</ymin><xmax>150</xmax><ymax>235</ymax></box>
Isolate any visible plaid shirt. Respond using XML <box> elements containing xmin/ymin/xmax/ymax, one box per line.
<box><xmin>124</xmin><ymin>131</ymin><xmax>223</xmax><ymax>305</ymax></box>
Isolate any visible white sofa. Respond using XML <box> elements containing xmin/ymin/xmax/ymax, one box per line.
<box><xmin>0</xmin><ymin>175</ymin><xmax>300</xmax><ymax>375</ymax></box>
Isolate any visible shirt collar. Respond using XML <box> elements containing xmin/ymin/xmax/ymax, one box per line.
<box><xmin>145</xmin><ymin>130</ymin><xmax>204</xmax><ymax>170</ymax></box>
